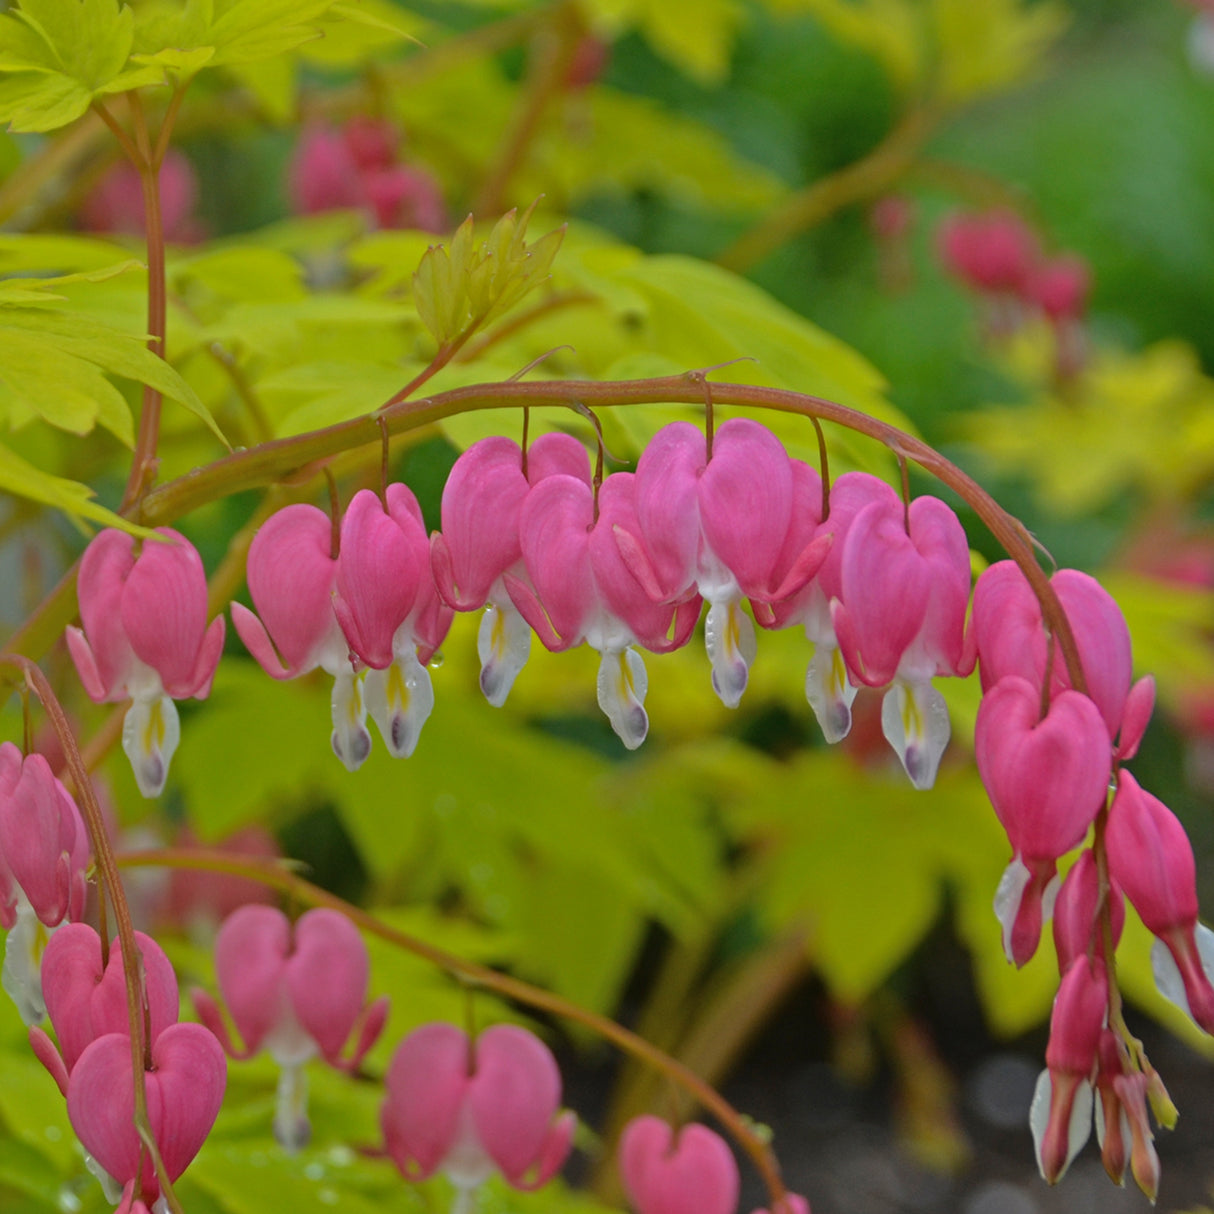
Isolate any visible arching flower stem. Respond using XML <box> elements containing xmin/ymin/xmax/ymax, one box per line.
<box><xmin>118</xmin><ymin>845</ymin><xmax>792</xmax><ymax>1210</ymax></box>
<box><xmin>5</xmin><ymin>373</ymin><xmax>1088</xmax><ymax>697</ymax></box>
<box><xmin>0</xmin><ymin>657</ymin><xmax>182</xmax><ymax>1214</ymax></box>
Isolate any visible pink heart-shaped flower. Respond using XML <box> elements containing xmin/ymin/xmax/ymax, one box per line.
<box><xmin>67</xmin><ymin>1023</ymin><xmax>226</xmax><ymax>1199</ymax></box>
<box><xmin>619</xmin><ymin>1115</ymin><xmax>739</xmax><ymax>1214</ymax></box>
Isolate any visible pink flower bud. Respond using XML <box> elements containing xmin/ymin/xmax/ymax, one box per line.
<box><xmin>937</xmin><ymin>209</ymin><xmax>1039</xmax><ymax>295</ymax></box>
<box><xmin>975</xmin><ymin>677</ymin><xmax>1111</xmax><ymax>966</ymax></box>
<box><xmin>0</xmin><ymin>743</ymin><xmax>88</xmax><ymax>931</ymax></box>
<box><xmin>382</xmin><ymin>1022</ymin><xmax>575</xmax><ymax>1193</ymax></box>
<box><xmin>618</xmin><ymin>1115</ymin><xmax>739</xmax><ymax>1214</ymax></box>
<box><xmin>1105</xmin><ymin>771</ymin><xmax>1214</xmax><ymax>1034</ymax></box>
<box><xmin>1052</xmin><ymin>849</ymin><xmax>1124</xmax><ymax>975</ymax></box>
<box><xmin>1030</xmin><ymin>958</ymin><xmax>1107</xmax><ymax>1184</ymax></box>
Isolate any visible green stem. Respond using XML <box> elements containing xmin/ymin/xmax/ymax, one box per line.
<box><xmin>119</xmin><ymin>846</ymin><xmax>791</xmax><ymax>1208</ymax></box>
<box><xmin>717</xmin><ymin>105</ymin><xmax>942</xmax><ymax>274</ymax></box>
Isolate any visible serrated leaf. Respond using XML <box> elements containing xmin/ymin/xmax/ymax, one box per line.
<box><xmin>0</xmin><ymin>303</ymin><xmax>228</xmax><ymax>447</ymax></box>
<box><xmin>0</xmin><ymin>70</ymin><xmax>90</xmax><ymax>132</ymax></box>
<box><xmin>205</xmin><ymin>0</ymin><xmax>334</xmax><ymax>65</ymax></box>
<box><xmin>15</xmin><ymin>0</ymin><xmax>134</xmax><ymax>88</ymax></box>
<box><xmin>0</xmin><ymin>326</ymin><xmax>132</xmax><ymax>440</ymax></box>
<box><xmin>0</xmin><ymin>440</ymin><xmax>149</xmax><ymax>532</ymax></box>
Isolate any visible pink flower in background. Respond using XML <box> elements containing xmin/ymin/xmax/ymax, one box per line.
<box><xmin>193</xmin><ymin>905</ymin><xmax>387</xmax><ymax>1151</ymax></box>
<box><xmin>289</xmin><ymin>120</ymin><xmax>446</xmax><ymax>233</ymax></box>
<box><xmin>66</xmin><ymin>528</ymin><xmax>225</xmax><ymax>797</ymax></box>
<box><xmin>938</xmin><ymin>209</ymin><xmax>1039</xmax><ymax>296</ymax></box>
<box><xmin>79</xmin><ymin>149</ymin><xmax>203</xmax><ymax>244</ymax></box>
<box><xmin>382</xmin><ymin>1022</ymin><xmax>575</xmax><ymax>1198</ymax></box>
<box><xmin>618</xmin><ymin>1115</ymin><xmax>739</xmax><ymax>1214</ymax></box>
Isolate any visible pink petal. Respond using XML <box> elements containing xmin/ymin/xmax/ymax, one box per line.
<box><xmin>285</xmin><ymin>908</ymin><xmax>369</xmax><ymax>1064</ymax></box>
<box><xmin>525</xmin><ymin>432</ymin><xmax>592</xmax><ymax>485</ymax></box>
<box><xmin>470</xmin><ymin>1025</ymin><xmax>569</xmax><ymax>1186</ymax></box>
<box><xmin>519</xmin><ymin>475</ymin><xmax>597</xmax><ymax>647</ymax></box>
<box><xmin>213</xmin><ymin>905</ymin><xmax>292</xmax><ymax>1055</ymax></box>
<box><xmin>41</xmin><ymin>923</ymin><xmax>179</xmax><ymax>1074</ymax></box>
<box><xmin>242</xmin><ymin>504</ymin><xmax>340</xmax><ymax>675</ymax></box>
<box><xmin>435</xmin><ymin>437</ymin><xmax>528</xmax><ymax>610</ymax></box>
<box><xmin>592</xmin><ymin>474</ymin><xmax>695</xmax><ymax>653</ymax></box>
<box><xmin>68</xmin><ymin>1023</ymin><xmax>226</xmax><ymax>1196</ymax></box>
<box><xmin>633</xmin><ymin>422</ymin><xmax>704</xmax><ymax>598</ymax></box>
<box><xmin>382</xmin><ymin>1022</ymin><xmax>471</xmax><ymax>1180</ymax></box>
<box><xmin>836</xmin><ymin>498</ymin><xmax>931</xmax><ymax>687</ymax></box>
<box><xmin>121</xmin><ymin>529</ymin><xmax>211</xmax><ymax>694</ymax></box>
<box><xmin>698</xmin><ymin>419</ymin><xmax>794</xmax><ymax>600</ymax></box>
<box><xmin>74</xmin><ymin>529</ymin><xmax>139</xmax><ymax>701</ymax></box>
<box><xmin>975</xmin><ymin>676</ymin><xmax>1111</xmax><ymax>863</ymax></box>
<box><xmin>619</xmin><ymin>1116</ymin><xmax>740</xmax><ymax>1214</ymax></box>
<box><xmin>335</xmin><ymin>488</ymin><xmax>427</xmax><ymax>669</ymax></box>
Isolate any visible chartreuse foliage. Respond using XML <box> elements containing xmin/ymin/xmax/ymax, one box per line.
<box><xmin>0</xmin><ymin>0</ymin><xmax>1210</xmax><ymax>1211</ymax></box>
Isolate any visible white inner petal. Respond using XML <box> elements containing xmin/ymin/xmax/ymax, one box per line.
<box><xmin>477</xmin><ymin>601</ymin><xmax>532</xmax><ymax>708</ymax></box>
<box><xmin>122</xmin><ymin>692</ymin><xmax>180</xmax><ymax>798</ymax></box>
<box><xmin>330</xmin><ymin>665</ymin><xmax>372</xmax><ymax>772</ymax></box>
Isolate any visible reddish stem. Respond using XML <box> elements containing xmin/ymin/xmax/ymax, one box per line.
<box><xmin>118</xmin><ymin>846</ymin><xmax>791</xmax><ymax>1208</ymax></box>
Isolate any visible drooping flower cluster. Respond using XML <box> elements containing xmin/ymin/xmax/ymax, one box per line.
<box><xmin>968</xmin><ymin>558</ymin><xmax>1214</xmax><ymax>1198</ymax></box>
<box><xmin>288</xmin><ymin>117</ymin><xmax>446</xmax><ymax>233</ymax></box>
<box><xmin>938</xmin><ymin>209</ymin><xmax>1091</xmax><ymax>375</ymax></box>
<box><xmin>30</xmin><ymin>924</ymin><xmax>226</xmax><ymax>1208</ymax></box>
<box><xmin>238</xmin><ymin>421</ymin><xmax>975</xmax><ymax>782</ymax></box>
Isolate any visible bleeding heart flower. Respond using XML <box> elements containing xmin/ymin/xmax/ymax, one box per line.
<box><xmin>232</xmin><ymin>503</ymin><xmax>372</xmax><ymax>771</ymax></box>
<box><xmin>0</xmin><ymin>744</ymin><xmax>90</xmax><ymax>1024</ymax></box>
<box><xmin>1029</xmin><ymin>957</ymin><xmax>1107</xmax><ymax>1184</ymax></box>
<box><xmin>1105</xmin><ymin>770</ymin><xmax>1214</xmax><ymax>1035</ymax></box>
<box><xmin>974</xmin><ymin>676</ymin><xmax>1111</xmax><ymax>967</ymax></box>
<box><xmin>431</xmin><ymin>433</ymin><xmax>591</xmax><ymax>707</ymax></box>
<box><xmin>830</xmin><ymin>493</ymin><xmax>972</xmax><ymax>788</ymax></box>
<box><xmin>193</xmin><ymin>905</ymin><xmax>387</xmax><ymax>1151</ymax></box>
<box><xmin>66</xmin><ymin>528</ymin><xmax>225</xmax><ymax>797</ymax></box>
<box><xmin>334</xmin><ymin>485</ymin><xmax>453</xmax><ymax>758</ymax></box>
<box><xmin>618</xmin><ymin>1115</ymin><xmax>739</xmax><ymax>1214</ymax></box>
<box><xmin>66</xmin><ymin>1023</ymin><xmax>226</xmax><ymax>1202</ymax></box>
<box><xmin>30</xmin><ymin>923</ymin><xmax>178</xmax><ymax>1096</ymax></box>
<box><xmin>382</xmin><ymin>1021</ymin><xmax>575</xmax><ymax>1196</ymax></box>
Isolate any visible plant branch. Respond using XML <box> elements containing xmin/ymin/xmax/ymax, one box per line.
<box><xmin>118</xmin><ymin>846</ymin><xmax>791</xmax><ymax>1207</ymax></box>
<box><xmin>0</xmin><ymin>658</ymin><xmax>180</xmax><ymax>1214</ymax></box>
<box><xmin>717</xmin><ymin>105</ymin><xmax>942</xmax><ymax>275</ymax></box>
